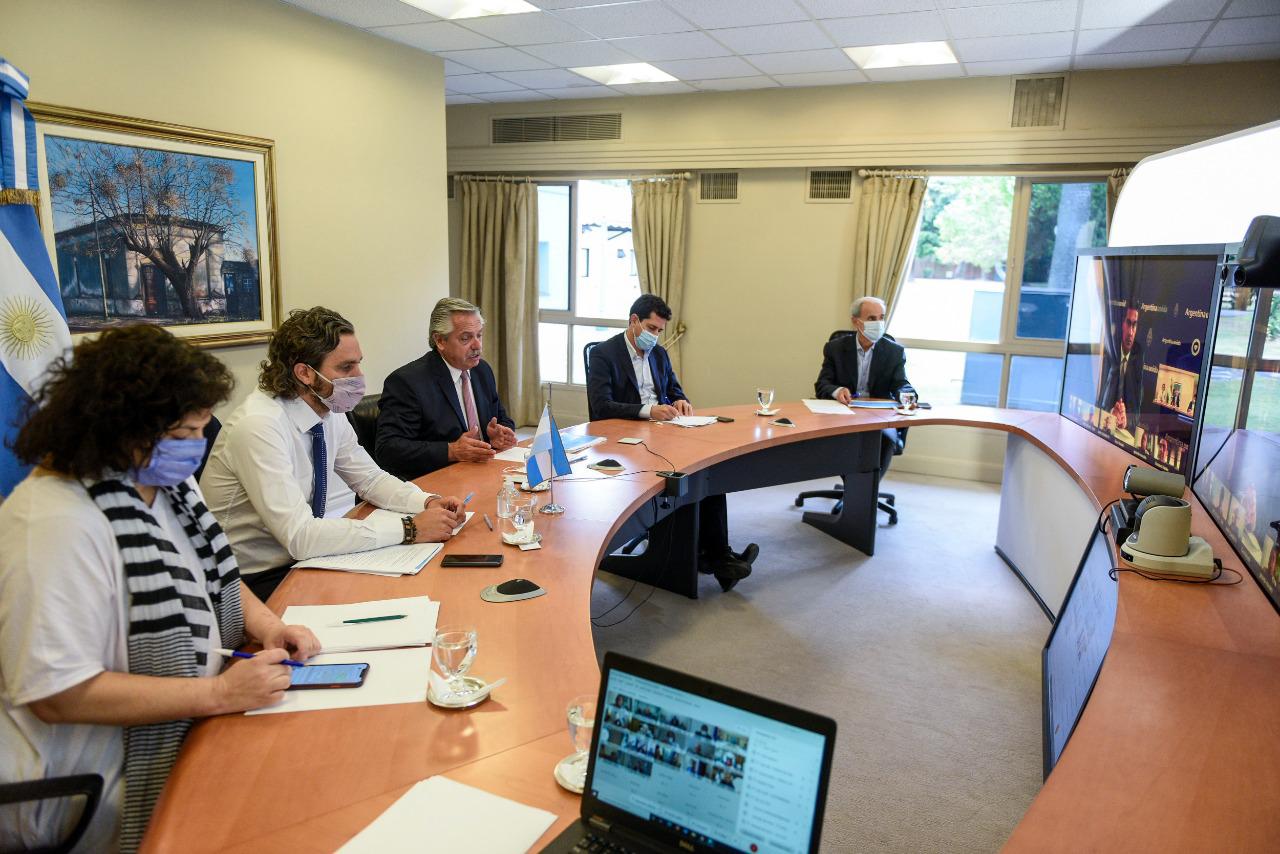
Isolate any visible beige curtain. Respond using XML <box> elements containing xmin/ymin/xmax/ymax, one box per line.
<box><xmin>853</xmin><ymin>175</ymin><xmax>928</xmax><ymax>314</ymax></box>
<box><xmin>630</xmin><ymin>176</ymin><xmax>688</xmax><ymax>375</ymax></box>
<box><xmin>458</xmin><ymin>177</ymin><xmax>542</xmax><ymax>426</ymax></box>
<box><xmin>1106</xmin><ymin>168</ymin><xmax>1132</xmax><ymax>236</ymax></box>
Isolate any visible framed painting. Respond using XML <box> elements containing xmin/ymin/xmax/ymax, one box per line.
<box><xmin>30</xmin><ymin>103</ymin><xmax>280</xmax><ymax>347</ymax></box>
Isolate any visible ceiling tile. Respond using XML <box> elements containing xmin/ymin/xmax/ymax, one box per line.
<box><xmin>280</xmin><ymin>0</ymin><xmax>439</xmax><ymax>28</ymax></box>
<box><xmin>610</xmin><ymin>80</ymin><xmax>700</xmax><ymax>95</ymax></box>
<box><xmin>444</xmin><ymin>59</ymin><xmax>477</xmax><ymax>75</ymax></box>
<box><xmin>1077</xmin><ymin>20</ymin><xmax>1213</xmax><ymax>52</ymax></box>
<box><xmin>445</xmin><ymin>94</ymin><xmax>489</xmax><ymax>105</ymax></box>
<box><xmin>952</xmin><ymin>30</ymin><xmax>1076</xmax><ymax>61</ymax></box>
<box><xmin>800</xmin><ymin>0</ymin><xmax>937</xmax><ymax>17</ymax></box>
<box><xmin>455</xmin><ymin>11</ymin><xmax>594</xmax><ymax>45</ymax></box>
<box><xmin>1080</xmin><ymin>0</ymin><xmax>1230</xmax><ymax>29</ymax></box>
<box><xmin>475</xmin><ymin>90</ymin><xmax>555</xmax><ymax>102</ymax></box>
<box><xmin>1202</xmin><ymin>15</ymin><xmax>1280</xmax><ymax>46</ymax></box>
<box><xmin>692</xmin><ymin>76</ymin><xmax>782</xmax><ymax>91</ymax></box>
<box><xmin>964</xmin><ymin>56</ymin><xmax>1072</xmax><ymax>76</ymax></box>
<box><xmin>863</xmin><ymin>64</ymin><xmax>967</xmax><ymax>82</ymax></box>
<box><xmin>530</xmin><ymin>0</ymin><xmax>636</xmax><ymax>8</ymax></box>
<box><xmin>495</xmin><ymin>68</ymin><xmax>598</xmax><ymax>88</ymax></box>
<box><xmin>821</xmin><ymin>11</ymin><xmax>949</xmax><ymax>47</ymax></box>
<box><xmin>445</xmin><ymin>72</ymin><xmax>526</xmax><ymax>93</ymax></box>
<box><xmin>709</xmin><ymin>21</ymin><xmax>837</xmax><ymax>54</ymax></box>
<box><xmin>370</xmin><ymin>21</ymin><xmax>503</xmax><ymax>51</ymax></box>
<box><xmin>1074</xmin><ymin>48</ymin><xmax>1193</xmax><ymax>68</ymax></box>
<box><xmin>937</xmin><ymin>0</ymin><xmax>1063</xmax><ymax>7</ymax></box>
<box><xmin>551</xmin><ymin>2</ymin><xmax>695</xmax><ymax>39</ymax></box>
<box><xmin>521</xmin><ymin>40</ymin><xmax>641</xmax><ymax>65</ymax></box>
<box><xmin>653</xmin><ymin>56</ymin><xmax>762</xmax><ymax>79</ymax></box>
<box><xmin>1223</xmin><ymin>0</ymin><xmax>1278</xmax><ymax>17</ymax></box>
<box><xmin>743</xmin><ymin>49</ymin><xmax>858</xmax><ymax>74</ymax></box>
<box><xmin>663</xmin><ymin>0</ymin><xmax>809</xmax><ymax>29</ymax></box>
<box><xmin>537</xmin><ymin>85</ymin><xmax>623</xmax><ymax>99</ymax></box>
<box><xmin>608</xmin><ymin>31</ymin><xmax>734</xmax><ymax>61</ymax></box>
<box><xmin>773</xmin><ymin>69</ymin><xmax>871</xmax><ymax>86</ymax></box>
<box><xmin>437</xmin><ymin>47</ymin><xmax>552</xmax><ymax>72</ymax></box>
<box><xmin>944</xmin><ymin>0</ymin><xmax>1078</xmax><ymax>39</ymax></box>
<box><xmin>1191</xmin><ymin>41</ymin><xmax>1280</xmax><ymax>61</ymax></box>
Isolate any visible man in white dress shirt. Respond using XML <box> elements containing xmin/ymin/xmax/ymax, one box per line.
<box><xmin>201</xmin><ymin>307</ymin><xmax>464</xmax><ymax>601</ymax></box>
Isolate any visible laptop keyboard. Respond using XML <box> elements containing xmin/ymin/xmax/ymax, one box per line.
<box><xmin>571</xmin><ymin>832</ymin><xmax>641</xmax><ymax>854</ymax></box>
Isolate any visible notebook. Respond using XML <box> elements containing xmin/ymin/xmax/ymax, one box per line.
<box><xmin>543</xmin><ymin>653</ymin><xmax>836</xmax><ymax>854</ymax></box>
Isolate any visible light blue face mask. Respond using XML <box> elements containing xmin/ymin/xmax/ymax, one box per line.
<box><xmin>861</xmin><ymin>320</ymin><xmax>886</xmax><ymax>342</ymax></box>
<box><xmin>635</xmin><ymin>327</ymin><xmax>660</xmax><ymax>351</ymax></box>
<box><xmin>132</xmin><ymin>437</ymin><xmax>208</xmax><ymax>487</ymax></box>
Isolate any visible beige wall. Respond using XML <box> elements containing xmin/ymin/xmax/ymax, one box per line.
<box><xmin>9</xmin><ymin>0</ymin><xmax>450</xmax><ymax>415</ymax></box>
<box><xmin>446</xmin><ymin>62</ymin><xmax>1280</xmax><ymax>479</ymax></box>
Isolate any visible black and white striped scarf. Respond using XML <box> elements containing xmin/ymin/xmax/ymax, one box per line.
<box><xmin>87</xmin><ymin>477</ymin><xmax>245</xmax><ymax>854</ymax></box>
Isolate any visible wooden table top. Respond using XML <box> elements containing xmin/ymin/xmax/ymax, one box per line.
<box><xmin>140</xmin><ymin>403</ymin><xmax>1280</xmax><ymax>852</ymax></box>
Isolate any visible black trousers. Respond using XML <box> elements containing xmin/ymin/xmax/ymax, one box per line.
<box><xmin>698</xmin><ymin>494</ymin><xmax>730</xmax><ymax>555</ymax></box>
<box><xmin>243</xmin><ymin>564</ymin><xmax>292</xmax><ymax>603</ymax></box>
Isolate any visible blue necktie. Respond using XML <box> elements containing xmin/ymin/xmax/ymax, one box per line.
<box><xmin>308</xmin><ymin>423</ymin><xmax>327</xmax><ymax>519</ymax></box>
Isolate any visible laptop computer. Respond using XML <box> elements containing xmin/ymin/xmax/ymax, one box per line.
<box><xmin>543</xmin><ymin>652</ymin><xmax>837</xmax><ymax>854</ymax></box>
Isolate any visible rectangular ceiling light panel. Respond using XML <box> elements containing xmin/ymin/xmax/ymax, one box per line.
<box><xmin>844</xmin><ymin>40</ymin><xmax>958</xmax><ymax>69</ymax></box>
<box><xmin>402</xmin><ymin>0</ymin><xmax>539</xmax><ymax>18</ymax></box>
<box><xmin>570</xmin><ymin>62</ymin><xmax>678</xmax><ymax>85</ymax></box>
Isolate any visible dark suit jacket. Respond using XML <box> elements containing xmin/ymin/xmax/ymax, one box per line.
<box><xmin>814</xmin><ymin>333</ymin><xmax>913</xmax><ymax>401</ymax></box>
<box><xmin>587</xmin><ymin>332</ymin><xmax>687</xmax><ymax>421</ymax></box>
<box><xmin>375</xmin><ymin>349</ymin><xmax>513</xmax><ymax>479</ymax></box>
<box><xmin>1097</xmin><ymin>342</ymin><xmax>1144</xmax><ymax>425</ymax></box>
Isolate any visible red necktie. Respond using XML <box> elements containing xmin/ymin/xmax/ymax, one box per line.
<box><xmin>461</xmin><ymin>370</ymin><xmax>480</xmax><ymax>433</ymax></box>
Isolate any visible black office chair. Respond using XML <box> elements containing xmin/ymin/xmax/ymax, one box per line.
<box><xmin>195</xmin><ymin>413</ymin><xmax>222</xmax><ymax>483</ymax></box>
<box><xmin>583</xmin><ymin>341</ymin><xmax>602</xmax><ymax>420</ymax></box>
<box><xmin>794</xmin><ymin>330</ymin><xmax>908</xmax><ymax>525</ymax></box>
<box><xmin>346</xmin><ymin>393</ymin><xmax>381</xmax><ymax>456</ymax></box>
<box><xmin>0</xmin><ymin>773</ymin><xmax>103</xmax><ymax>854</ymax></box>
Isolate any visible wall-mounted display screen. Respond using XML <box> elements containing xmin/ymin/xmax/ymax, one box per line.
<box><xmin>1060</xmin><ymin>248</ymin><xmax>1223</xmax><ymax>476</ymax></box>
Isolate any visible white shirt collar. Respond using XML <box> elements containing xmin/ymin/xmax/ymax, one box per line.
<box><xmin>279</xmin><ymin>392</ymin><xmax>324</xmax><ymax>434</ymax></box>
<box><xmin>445</xmin><ymin>360</ymin><xmax>465</xmax><ymax>386</ymax></box>
<box><xmin>624</xmin><ymin>333</ymin><xmax>644</xmax><ymax>361</ymax></box>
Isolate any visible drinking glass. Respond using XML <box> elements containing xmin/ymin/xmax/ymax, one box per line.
<box><xmin>899</xmin><ymin>390</ymin><xmax>918</xmax><ymax>410</ymax></box>
<box><xmin>755</xmin><ymin>387</ymin><xmax>775</xmax><ymax>411</ymax></box>
<box><xmin>433</xmin><ymin>625</ymin><xmax>478</xmax><ymax>698</ymax></box>
<box><xmin>564</xmin><ymin>693</ymin><xmax>597</xmax><ymax>788</ymax></box>
<box><xmin>501</xmin><ymin>494</ymin><xmax>537</xmax><ymax>544</ymax></box>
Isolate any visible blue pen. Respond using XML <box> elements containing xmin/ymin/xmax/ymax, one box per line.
<box><xmin>462</xmin><ymin>492</ymin><xmax>474</xmax><ymax>506</ymax></box>
<box><xmin>214</xmin><ymin>647</ymin><xmax>305</xmax><ymax>668</ymax></box>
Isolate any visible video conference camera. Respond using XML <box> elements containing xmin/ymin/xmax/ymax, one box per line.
<box><xmin>1220</xmin><ymin>214</ymin><xmax>1280</xmax><ymax>288</ymax></box>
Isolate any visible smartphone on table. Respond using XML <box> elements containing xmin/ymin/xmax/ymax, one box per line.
<box><xmin>288</xmin><ymin>662</ymin><xmax>369</xmax><ymax>690</ymax></box>
<box><xmin>441</xmin><ymin>554</ymin><xmax>504</xmax><ymax>568</ymax></box>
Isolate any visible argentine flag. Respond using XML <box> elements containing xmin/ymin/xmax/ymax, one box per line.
<box><xmin>525</xmin><ymin>404</ymin><xmax>572</xmax><ymax>488</ymax></box>
<box><xmin>0</xmin><ymin>59</ymin><xmax>72</xmax><ymax>496</ymax></box>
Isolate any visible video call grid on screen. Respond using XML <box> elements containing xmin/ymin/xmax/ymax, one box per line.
<box><xmin>592</xmin><ymin>670</ymin><xmax>828</xmax><ymax>854</ymax></box>
<box><xmin>1059</xmin><ymin>247</ymin><xmax>1226</xmax><ymax>477</ymax></box>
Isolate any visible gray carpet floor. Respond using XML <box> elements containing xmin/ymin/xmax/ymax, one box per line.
<box><xmin>589</xmin><ymin>472</ymin><xmax>1049</xmax><ymax>853</ymax></box>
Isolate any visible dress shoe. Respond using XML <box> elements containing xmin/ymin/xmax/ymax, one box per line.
<box><xmin>735</xmin><ymin>543</ymin><xmax>759</xmax><ymax>567</ymax></box>
<box><xmin>708</xmin><ymin>554</ymin><xmax>751</xmax><ymax>592</ymax></box>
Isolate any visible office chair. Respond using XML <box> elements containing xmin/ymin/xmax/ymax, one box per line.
<box><xmin>346</xmin><ymin>393</ymin><xmax>381</xmax><ymax>456</ymax></box>
<box><xmin>583</xmin><ymin>341</ymin><xmax>602</xmax><ymax>420</ymax></box>
<box><xmin>0</xmin><ymin>773</ymin><xmax>103</xmax><ymax>854</ymax></box>
<box><xmin>794</xmin><ymin>330</ymin><xmax>908</xmax><ymax>525</ymax></box>
<box><xmin>195</xmin><ymin>413</ymin><xmax>222</xmax><ymax>482</ymax></box>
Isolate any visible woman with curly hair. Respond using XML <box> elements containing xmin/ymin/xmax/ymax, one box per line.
<box><xmin>0</xmin><ymin>325</ymin><xmax>320</xmax><ymax>853</ymax></box>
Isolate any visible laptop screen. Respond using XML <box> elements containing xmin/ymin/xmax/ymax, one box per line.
<box><xmin>590</xmin><ymin>665</ymin><xmax>831</xmax><ymax>854</ymax></box>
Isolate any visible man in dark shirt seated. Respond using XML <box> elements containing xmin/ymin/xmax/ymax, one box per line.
<box><xmin>376</xmin><ymin>297</ymin><xmax>518</xmax><ymax>480</ymax></box>
<box><xmin>587</xmin><ymin>294</ymin><xmax>758</xmax><ymax>592</ymax></box>
<box><xmin>815</xmin><ymin>295</ymin><xmax>914</xmax><ymax>475</ymax></box>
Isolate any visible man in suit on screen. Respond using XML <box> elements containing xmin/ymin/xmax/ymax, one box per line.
<box><xmin>1097</xmin><ymin>303</ymin><xmax>1143</xmax><ymax>431</ymax></box>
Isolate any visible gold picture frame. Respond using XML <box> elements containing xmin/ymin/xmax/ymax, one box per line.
<box><xmin>30</xmin><ymin>102</ymin><xmax>281</xmax><ymax>348</ymax></box>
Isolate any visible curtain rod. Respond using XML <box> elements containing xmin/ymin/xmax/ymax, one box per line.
<box><xmin>452</xmin><ymin>172</ymin><xmax>691</xmax><ymax>182</ymax></box>
<box><xmin>453</xmin><ymin>173</ymin><xmax>533</xmax><ymax>183</ymax></box>
<box><xmin>857</xmin><ymin>168</ymin><xmax>930</xmax><ymax>178</ymax></box>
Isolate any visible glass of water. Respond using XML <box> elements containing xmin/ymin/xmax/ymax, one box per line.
<box><xmin>501</xmin><ymin>494</ymin><xmax>537</xmax><ymax>544</ymax></box>
<box><xmin>433</xmin><ymin>625</ymin><xmax>478</xmax><ymax>698</ymax></box>
<box><xmin>755</xmin><ymin>387</ymin><xmax>775</xmax><ymax>411</ymax></box>
<box><xmin>899</xmin><ymin>390</ymin><xmax>919</xmax><ymax>410</ymax></box>
<box><xmin>565</xmin><ymin>693</ymin><xmax>597</xmax><ymax>788</ymax></box>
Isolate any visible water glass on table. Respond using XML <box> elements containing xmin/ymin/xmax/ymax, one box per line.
<box><xmin>433</xmin><ymin>625</ymin><xmax>478</xmax><ymax>699</ymax></box>
<box><xmin>561</xmin><ymin>694</ymin><xmax>597</xmax><ymax>790</ymax></box>
<box><xmin>898</xmin><ymin>390</ymin><xmax>919</xmax><ymax>414</ymax></box>
<box><xmin>501</xmin><ymin>494</ymin><xmax>538</xmax><ymax>544</ymax></box>
<box><xmin>755</xmin><ymin>387</ymin><xmax>775</xmax><ymax>414</ymax></box>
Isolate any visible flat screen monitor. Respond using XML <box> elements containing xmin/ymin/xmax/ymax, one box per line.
<box><xmin>1042</xmin><ymin>524</ymin><xmax>1118</xmax><ymax>777</ymax></box>
<box><xmin>1060</xmin><ymin>246</ymin><xmax>1224</xmax><ymax>476</ymax></box>
<box><xmin>1192</xmin><ymin>281</ymin><xmax>1280</xmax><ymax>615</ymax></box>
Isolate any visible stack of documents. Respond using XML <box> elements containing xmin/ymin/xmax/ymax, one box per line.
<box><xmin>337</xmin><ymin>776</ymin><xmax>556</xmax><ymax>854</ymax></box>
<box><xmin>281</xmin><ymin>595</ymin><xmax>439</xmax><ymax>654</ymax></box>
<box><xmin>495</xmin><ymin>429</ymin><xmax>604</xmax><ymax>462</ymax></box>
<box><xmin>293</xmin><ymin>511</ymin><xmax>473</xmax><ymax>575</ymax></box>
<box><xmin>803</xmin><ymin>398</ymin><xmax>856</xmax><ymax>415</ymax></box>
<box><xmin>667</xmin><ymin>415</ymin><xmax>718</xmax><ymax>428</ymax></box>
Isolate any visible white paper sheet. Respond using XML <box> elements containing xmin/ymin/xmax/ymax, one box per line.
<box><xmin>282</xmin><ymin>596</ymin><xmax>439</xmax><ymax>654</ymax></box>
<box><xmin>668</xmin><ymin>415</ymin><xmax>718</xmax><ymax>428</ymax></box>
<box><xmin>293</xmin><ymin>541</ymin><xmax>442</xmax><ymax>575</ymax></box>
<box><xmin>802</xmin><ymin>398</ymin><xmax>857</xmax><ymax>415</ymax></box>
<box><xmin>336</xmin><ymin>776</ymin><xmax>557</xmax><ymax>854</ymax></box>
<box><xmin>245</xmin><ymin>647</ymin><xmax>431</xmax><ymax>715</ymax></box>
<box><xmin>494</xmin><ymin>445</ymin><xmax>530</xmax><ymax>463</ymax></box>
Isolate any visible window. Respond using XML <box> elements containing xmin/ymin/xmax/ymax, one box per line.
<box><xmin>537</xmin><ymin>179</ymin><xmax>641</xmax><ymax>385</ymax></box>
<box><xmin>891</xmin><ymin>175</ymin><xmax>1106</xmax><ymax>409</ymax></box>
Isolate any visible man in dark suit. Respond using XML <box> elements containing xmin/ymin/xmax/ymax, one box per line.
<box><xmin>375</xmin><ymin>297</ymin><xmax>517</xmax><ymax>480</ymax></box>
<box><xmin>815</xmin><ymin>296</ymin><xmax>914</xmax><ymax>475</ymax></box>
<box><xmin>588</xmin><ymin>294</ymin><xmax>758</xmax><ymax>591</ymax></box>
<box><xmin>1096</xmin><ymin>304</ymin><xmax>1143</xmax><ymax>432</ymax></box>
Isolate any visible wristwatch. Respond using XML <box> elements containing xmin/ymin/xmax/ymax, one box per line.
<box><xmin>401</xmin><ymin>515</ymin><xmax>417</xmax><ymax>545</ymax></box>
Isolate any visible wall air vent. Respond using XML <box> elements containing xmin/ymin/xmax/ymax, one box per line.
<box><xmin>491</xmin><ymin>113</ymin><xmax>622</xmax><ymax>144</ymax></box>
<box><xmin>698</xmin><ymin>171</ymin><xmax>739</xmax><ymax>203</ymax></box>
<box><xmin>807</xmin><ymin>168</ymin><xmax>853</xmax><ymax>202</ymax></box>
<box><xmin>1010</xmin><ymin>74</ymin><xmax>1068</xmax><ymax>129</ymax></box>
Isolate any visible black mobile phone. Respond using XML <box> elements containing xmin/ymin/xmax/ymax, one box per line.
<box><xmin>288</xmin><ymin>662</ymin><xmax>369</xmax><ymax>690</ymax></box>
<box><xmin>715</xmin><ymin>415</ymin><xmax>735</xmax><ymax>423</ymax></box>
<box><xmin>441</xmin><ymin>554</ymin><xmax>505</xmax><ymax>568</ymax></box>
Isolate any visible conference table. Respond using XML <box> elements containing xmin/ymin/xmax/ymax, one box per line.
<box><xmin>141</xmin><ymin>402</ymin><xmax>1280</xmax><ymax>852</ymax></box>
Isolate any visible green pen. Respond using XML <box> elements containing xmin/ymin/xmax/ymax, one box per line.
<box><xmin>341</xmin><ymin>614</ymin><xmax>407</xmax><ymax>625</ymax></box>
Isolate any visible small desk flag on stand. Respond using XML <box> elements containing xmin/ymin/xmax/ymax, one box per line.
<box><xmin>0</xmin><ymin>58</ymin><xmax>72</xmax><ymax>496</ymax></box>
<box><xmin>525</xmin><ymin>404</ymin><xmax>572</xmax><ymax>489</ymax></box>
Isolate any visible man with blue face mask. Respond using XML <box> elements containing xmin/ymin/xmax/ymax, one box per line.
<box><xmin>587</xmin><ymin>294</ymin><xmax>758</xmax><ymax>592</ymax></box>
<box><xmin>201</xmin><ymin>307</ymin><xmax>466</xmax><ymax>601</ymax></box>
<box><xmin>815</xmin><ymin>296</ymin><xmax>915</xmax><ymax>475</ymax></box>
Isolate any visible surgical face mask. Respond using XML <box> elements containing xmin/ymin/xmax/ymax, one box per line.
<box><xmin>132</xmin><ymin>437</ymin><xmax>208</xmax><ymax>487</ymax></box>
<box><xmin>860</xmin><ymin>320</ymin><xmax>885</xmax><ymax>343</ymax></box>
<box><xmin>306</xmin><ymin>368</ymin><xmax>366</xmax><ymax>414</ymax></box>
<box><xmin>635</xmin><ymin>327</ymin><xmax>660</xmax><ymax>352</ymax></box>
